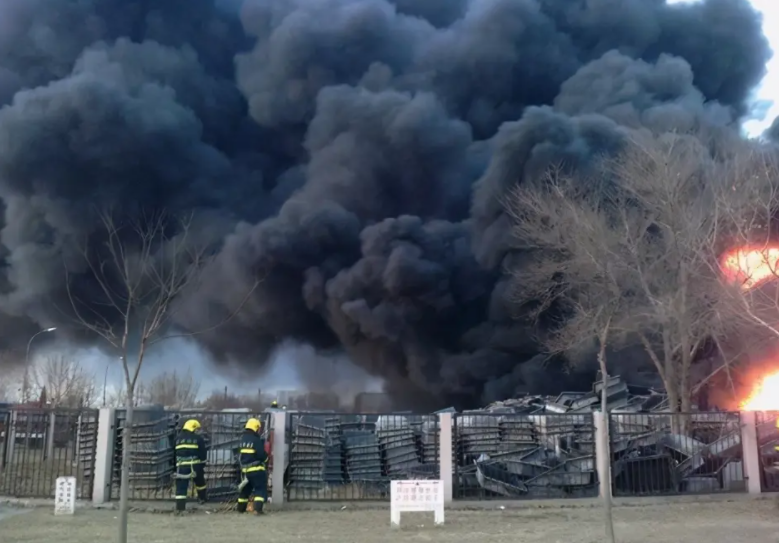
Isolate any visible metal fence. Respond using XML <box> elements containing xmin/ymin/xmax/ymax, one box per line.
<box><xmin>609</xmin><ymin>412</ymin><xmax>744</xmax><ymax>496</ymax></box>
<box><xmin>753</xmin><ymin>411</ymin><xmax>779</xmax><ymax>492</ymax></box>
<box><xmin>286</xmin><ymin>413</ymin><xmax>440</xmax><ymax>501</ymax></box>
<box><xmin>453</xmin><ymin>412</ymin><xmax>598</xmax><ymax>500</ymax></box>
<box><xmin>0</xmin><ymin>407</ymin><xmax>98</xmax><ymax>498</ymax></box>
<box><xmin>109</xmin><ymin>408</ymin><xmax>270</xmax><ymax>501</ymax></box>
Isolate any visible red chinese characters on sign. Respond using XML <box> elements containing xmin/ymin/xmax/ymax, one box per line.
<box><xmin>393</xmin><ymin>482</ymin><xmax>439</xmax><ymax>503</ymax></box>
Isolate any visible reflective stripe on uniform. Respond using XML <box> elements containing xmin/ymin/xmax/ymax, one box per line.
<box><xmin>240</xmin><ymin>448</ymin><xmax>255</xmax><ymax>454</ymax></box>
<box><xmin>176</xmin><ymin>460</ymin><xmax>202</xmax><ymax>466</ymax></box>
<box><xmin>176</xmin><ymin>444</ymin><xmax>200</xmax><ymax>450</ymax></box>
<box><xmin>195</xmin><ymin>484</ymin><xmax>207</xmax><ymax>491</ymax></box>
<box><xmin>175</xmin><ymin>495</ymin><xmax>188</xmax><ymax>500</ymax></box>
<box><xmin>237</xmin><ymin>498</ymin><xmax>249</xmax><ymax>503</ymax></box>
<box><xmin>253</xmin><ymin>497</ymin><xmax>265</xmax><ymax>502</ymax></box>
<box><xmin>242</xmin><ymin>465</ymin><xmax>266</xmax><ymax>473</ymax></box>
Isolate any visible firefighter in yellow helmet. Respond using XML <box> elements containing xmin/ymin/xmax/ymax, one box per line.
<box><xmin>270</xmin><ymin>400</ymin><xmax>278</xmax><ymax>409</ymax></box>
<box><xmin>174</xmin><ymin>419</ymin><xmax>207</xmax><ymax>512</ymax></box>
<box><xmin>237</xmin><ymin>418</ymin><xmax>268</xmax><ymax>514</ymax></box>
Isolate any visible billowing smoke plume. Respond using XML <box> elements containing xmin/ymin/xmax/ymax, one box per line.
<box><xmin>768</xmin><ymin>117</ymin><xmax>779</xmax><ymax>142</ymax></box>
<box><xmin>0</xmin><ymin>0</ymin><xmax>771</xmax><ymax>409</ymax></box>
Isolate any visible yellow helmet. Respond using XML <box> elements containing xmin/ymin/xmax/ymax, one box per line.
<box><xmin>270</xmin><ymin>400</ymin><xmax>278</xmax><ymax>408</ymax></box>
<box><xmin>245</xmin><ymin>418</ymin><xmax>262</xmax><ymax>433</ymax></box>
<box><xmin>183</xmin><ymin>419</ymin><xmax>201</xmax><ymax>432</ymax></box>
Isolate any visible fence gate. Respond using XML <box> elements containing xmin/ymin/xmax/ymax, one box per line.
<box><xmin>0</xmin><ymin>408</ymin><xmax>98</xmax><ymax>499</ymax></box>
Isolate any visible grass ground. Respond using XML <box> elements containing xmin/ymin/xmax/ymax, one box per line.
<box><xmin>2</xmin><ymin>499</ymin><xmax>778</xmax><ymax>543</ymax></box>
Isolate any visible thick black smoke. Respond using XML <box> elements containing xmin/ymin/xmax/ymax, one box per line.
<box><xmin>0</xmin><ymin>0</ymin><xmax>771</xmax><ymax>408</ymax></box>
<box><xmin>768</xmin><ymin>117</ymin><xmax>779</xmax><ymax>142</ymax></box>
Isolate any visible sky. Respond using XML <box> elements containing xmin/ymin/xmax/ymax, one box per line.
<box><xmin>9</xmin><ymin>0</ymin><xmax>779</xmax><ymax>402</ymax></box>
<box><xmin>741</xmin><ymin>0</ymin><xmax>779</xmax><ymax>137</ymax></box>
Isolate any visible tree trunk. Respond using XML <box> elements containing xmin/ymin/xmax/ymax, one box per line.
<box><xmin>598</xmin><ymin>344</ymin><xmax>616</xmax><ymax>543</ymax></box>
<box><xmin>118</xmin><ymin>391</ymin><xmax>134</xmax><ymax>543</ymax></box>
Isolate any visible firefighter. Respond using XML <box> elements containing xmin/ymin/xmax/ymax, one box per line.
<box><xmin>237</xmin><ymin>418</ymin><xmax>268</xmax><ymax>515</ymax></box>
<box><xmin>270</xmin><ymin>400</ymin><xmax>278</xmax><ymax>409</ymax></box>
<box><xmin>174</xmin><ymin>418</ymin><xmax>207</xmax><ymax>512</ymax></box>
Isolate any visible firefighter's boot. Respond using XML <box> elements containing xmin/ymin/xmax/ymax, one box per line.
<box><xmin>254</xmin><ymin>501</ymin><xmax>264</xmax><ymax>515</ymax></box>
<box><xmin>236</xmin><ymin>501</ymin><xmax>248</xmax><ymax>514</ymax></box>
<box><xmin>175</xmin><ymin>499</ymin><xmax>186</xmax><ymax>514</ymax></box>
<box><xmin>197</xmin><ymin>488</ymin><xmax>208</xmax><ymax>504</ymax></box>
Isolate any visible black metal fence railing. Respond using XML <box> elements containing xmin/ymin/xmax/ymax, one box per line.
<box><xmin>453</xmin><ymin>412</ymin><xmax>597</xmax><ymax>500</ymax></box>
<box><xmin>286</xmin><ymin>413</ymin><xmax>440</xmax><ymax>501</ymax></box>
<box><xmin>109</xmin><ymin>408</ymin><xmax>270</xmax><ymax>501</ymax></box>
<box><xmin>0</xmin><ymin>408</ymin><xmax>98</xmax><ymax>499</ymax></box>
<box><xmin>609</xmin><ymin>412</ymin><xmax>744</xmax><ymax>496</ymax></box>
<box><xmin>753</xmin><ymin>410</ymin><xmax>779</xmax><ymax>492</ymax></box>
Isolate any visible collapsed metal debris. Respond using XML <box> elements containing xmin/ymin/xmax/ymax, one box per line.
<box><xmin>455</xmin><ymin>376</ymin><xmax>745</xmax><ymax>498</ymax></box>
<box><xmin>285</xmin><ymin>376</ymin><xmax>744</xmax><ymax>499</ymax></box>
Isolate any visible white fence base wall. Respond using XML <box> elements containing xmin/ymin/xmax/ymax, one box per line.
<box><xmin>271</xmin><ymin>411</ymin><xmax>286</xmax><ymax>506</ymax></box>
<box><xmin>92</xmin><ymin>408</ymin><xmax>116</xmax><ymax>504</ymax></box>
<box><xmin>740</xmin><ymin>411</ymin><xmax>762</xmax><ymax>495</ymax></box>
<box><xmin>84</xmin><ymin>408</ymin><xmax>766</xmax><ymax>504</ymax></box>
<box><xmin>438</xmin><ymin>412</ymin><xmax>453</xmax><ymax>504</ymax></box>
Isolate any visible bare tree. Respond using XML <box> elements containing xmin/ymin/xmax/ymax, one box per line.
<box><xmin>65</xmin><ymin>210</ymin><xmax>257</xmax><ymax>543</ymax></box>
<box><xmin>0</xmin><ymin>353</ymin><xmax>22</xmax><ymax>401</ymax></box>
<box><xmin>706</xmin><ymin>149</ymin><xmax>779</xmax><ymax>341</ymax></box>
<box><xmin>508</xmin><ymin>132</ymin><xmax>739</xmax><ymax>419</ymax></box>
<box><xmin>30</xmin><ymin>355</ymin><xmax>97</xmax><ymax>407</ymax></box>
<box><xmin>137</xmin><ymin>369</ymin><xmax>201</xmax><ymax>407</ymax></box>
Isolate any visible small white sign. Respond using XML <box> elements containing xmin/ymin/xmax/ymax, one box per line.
<box><xmin>54</xmin><ymin>476</ymin><xmax>76</xmax><ymax>516</ymax></box>
<box><xmin>390</xmin><ymin>480</ymin><xmax>444</xmax><ymax>527</ymax></box>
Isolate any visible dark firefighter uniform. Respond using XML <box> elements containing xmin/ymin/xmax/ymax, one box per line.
<box><xmin>237</xmin><ymin>418</ymin><xmax>268</xmax><ymax>514</ymax></box>
<box><xmin>174</xmin><ymin>419</ymin><xmax>207</xmax><ymax>512</ymax></box>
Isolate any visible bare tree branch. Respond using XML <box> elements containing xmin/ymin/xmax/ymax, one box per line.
<box><xmin>30</xmin><ymin>355</ymin><xmax>97</xmax><ymax>408</ymax></box>
<box><xmin>64</xmin><ymin>207</ymin><xmax>261</xmax><ymax>539</ymax></box>
<box><xmin>507</xmin><ymin>132</ymin><xmax>747</xmax><ymax>417</ymax></box>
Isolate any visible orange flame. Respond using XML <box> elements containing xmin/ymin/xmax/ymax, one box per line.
<box><xmin>721</xmin><ymin>247</ymin><xmax>779</xmax><ymax>291</ymax></box>
<box><xmin>741</xmin><ymin>371</ymin><xmax>779</xmax><ymax>411</ymax></box>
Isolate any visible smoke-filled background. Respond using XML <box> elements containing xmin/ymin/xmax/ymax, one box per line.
<box><xmin>0</xmin><ymin>0</ymin><xmax>775</xmax><ymax>409</ymax></box>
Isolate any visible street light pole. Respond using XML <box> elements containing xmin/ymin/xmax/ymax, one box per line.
<box><xmin>23</xmin><ymin>327</ymin><xmax>57</xmax><ymax>404</ymax></box>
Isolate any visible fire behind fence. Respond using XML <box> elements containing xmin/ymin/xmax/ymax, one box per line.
<box><xmin>286</xmin><ymin>413</ymin><xmax>440</xmax><ymax>501</ymax></box>
<box><xmin>109</xmin><ymin>408</ymin><xmax>271</xmax><ymax>501</ymax></box>
<box><xmin>0</xmin><ymin>407</ymin><xmax>98</xmax><ymax>499</ymax></box>
<box><xmin>453</xmin><ymin>412</ymin><xmax>598</xmax><ymax>500</ymax></box>
<box><xmin>754</xmin><ymin>411</ymin><xmax>779</xmax><ymax>492</ymax></box>
<box><xmin>608</xmin><ymin>412</ymin><xmax>744</xmax><ymax>496</ymax></box>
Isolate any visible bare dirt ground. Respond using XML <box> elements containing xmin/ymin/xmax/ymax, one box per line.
<box><xmin>2</xmin><ymin>500</ymin><xmax>779</xmax><ymax>543</ymax></box>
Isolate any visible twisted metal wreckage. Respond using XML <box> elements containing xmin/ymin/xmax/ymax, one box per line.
<box><xmin>287</xmin><ymin>376</ymin><xmax>748</xmax><ymax>499</ymax></box>
<box><xmin>113</xmin><ymin>376</ymin><xmax>762</xmax><ymax>500</ymax></box>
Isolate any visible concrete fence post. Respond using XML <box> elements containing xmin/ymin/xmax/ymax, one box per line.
<box><xmin>92</xmin><ymin>408</ymin><xmax>116</xmax><ymax>504</ymax></box>
<box><xmin>438</xmin><ymin>412</ymin><xmax>453</xmax><ymax>503</ymax></box>
<box><xmin>4</xmin><ymin>410</ymin><xmax>17</xmax><ymax>466</ymax></box>
<box><xmin>271</xmin><ymin>411</ymin><xmax>286</xmax><ymax>506</ymax></box>
<box><xmin>593</xmin><ymin>411</ymin><xmax>611</xmax><ymax>499</ymax></box>
<box><xmin>45</xmin><ymin>412</ymin><xmax>56</xmax><ymax>461</ymax></box>
<box><xmin>739</xmin><ymin>411</ymin><xmax>762</xmax><ymax>495</ymax></box>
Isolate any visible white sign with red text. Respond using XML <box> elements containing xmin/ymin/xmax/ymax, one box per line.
<box><xmin>390</xmin><ymin>479</ymin><xmax>444</xmax><ymax>527</ymax></box>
